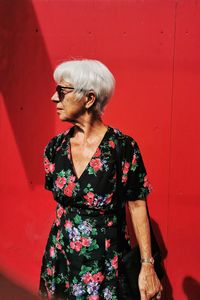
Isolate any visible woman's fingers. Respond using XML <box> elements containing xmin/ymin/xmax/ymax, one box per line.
<box><xmin>140</xmin><ymin>288</ymin><xmax>148</xmax><ymax>300</ymax></box>
<box><xmin>139</xmin><ymin>266</ymin><xmax>163</xmax><ymax>299</ymax></box>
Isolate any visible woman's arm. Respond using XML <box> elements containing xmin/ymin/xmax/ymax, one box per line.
<box><xmin>127</xmin><ymin>199</ymin><xmax>163</xmax><ymax>300</ymax></box>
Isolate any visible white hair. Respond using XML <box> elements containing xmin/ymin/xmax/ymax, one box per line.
<box><xmin>53</xmin><ymin>59</ymin><xmax>115</xmax><ymax>115</ymax></box>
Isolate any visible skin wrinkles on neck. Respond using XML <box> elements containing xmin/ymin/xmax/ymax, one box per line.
<box><xmin>71</xmin><ymin>118</ymin><xmax>108</xmax><ymax>146</ymax></box>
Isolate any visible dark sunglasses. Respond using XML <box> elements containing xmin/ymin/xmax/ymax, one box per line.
<box><xmin>56</xmin><ymin>85</ymin><xmax>75</xmax><ymax>101</ymax></box>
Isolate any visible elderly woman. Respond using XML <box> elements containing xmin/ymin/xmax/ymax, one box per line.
<box><xmin>39</xmin><ymin>59</ymin><xmax>163</xmax><ymax>300</ymax></box>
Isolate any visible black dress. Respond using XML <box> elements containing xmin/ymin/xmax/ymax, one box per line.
<box><xmin>39</xmin><ymin>125</ymin><xmax>151</xmax><ymax>300</ymax></box>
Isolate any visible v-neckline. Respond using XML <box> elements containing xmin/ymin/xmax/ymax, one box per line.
<box><xmin>68</xmin><ymin>125</ymin><xmax>110</xmax><ymax>182</ymax></box>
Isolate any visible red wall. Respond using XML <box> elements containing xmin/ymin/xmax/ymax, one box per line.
<box><xmin>0</xmin><ymin>1</ymin><xmax>200</xmax><ymax>299</ymax></box>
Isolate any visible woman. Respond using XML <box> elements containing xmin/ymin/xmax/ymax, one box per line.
<box><xmin>39</xmin><ymin>59</ymin><xmax>163</xmax><ymax>300</ymax></box>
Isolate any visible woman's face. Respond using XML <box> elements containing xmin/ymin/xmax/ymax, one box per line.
<box><xmin>51</xmin><ymin>79</ymin><xmax>87</xmax><ymax>122</ymax></box>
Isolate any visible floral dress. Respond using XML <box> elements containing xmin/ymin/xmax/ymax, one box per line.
<box><xmin>38</xmin><ymin>125</ymin><xmax>152</xmax><ymax>300</ymax></box>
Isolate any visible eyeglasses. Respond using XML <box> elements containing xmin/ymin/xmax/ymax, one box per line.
<box><xmin>56</xmin><ymin>85</ymin><xmax>75</xmax><ymax>101</ymax></box>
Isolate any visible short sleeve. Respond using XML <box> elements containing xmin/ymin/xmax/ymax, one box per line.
<box><xmin>43</xmin><ymin>137</ymin><xmax>57</xmax><ymax>191</ymax></box>
<box><xmin>122</xmin><ymin>138</ymin><xmax>152</xmax><ymax>201</ymax></box>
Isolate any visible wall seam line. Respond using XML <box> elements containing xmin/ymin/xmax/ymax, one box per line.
<box><xmin>165</xmin><ymin>1</ymin><xmax>178</xmax><ymax>299</ymax></box>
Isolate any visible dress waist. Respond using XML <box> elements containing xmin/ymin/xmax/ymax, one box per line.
<box><xmin>58</xmin><ymin>203</ymin><xmax>117</xmax><ymax>217</ymax></box>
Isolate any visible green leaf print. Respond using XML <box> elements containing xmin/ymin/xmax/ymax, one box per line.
<box><xmin>66</xmin><ymin>169</ymin><xmax>72</xmax><ymax>177</ymax></box>
<box><xmin>72</xmin><ymin>277</ymin><xmax>78</xmax><ymax>284</ymax></box>
<box><xmin>80</xmin><ymin>247</ymin><xmax>86</xmax><ymax>254</ymax></box>
<box><xmin>88</xmin><ymin>167</ymin><xmax>97</xmax><ymax>175</ymax></box>
<box><xmin>60</xmin><ymin>231</ymin><xmax>64</xmax><ymax>240</ymax></box>
<box><xmin>83</xmin><ymin>183</ymin><xmax>93</xmax><ymax>194</ymax></box>
<box><xmin>76</xmin><ymin>296</ymin><xmax>85</xmax><ymax>300</ymax></box>
<box><xmin>91</xmin><ymin>228</ymin><xmax>98</xmax><ymax>235</ymax></box>
<box><xmin>88</xmin><ymin>239</ymin><xmax>99</xmax><ymax>251</ymax></box>
<box><xmin>130</xmin><ymin>164</ymin><xmax>137</xmax><ymax>172</ymax></box>
<box><xmin>52</xmin><ymin>235</ymin><xmax>57</xmax><ymax>244</ymax></box>
<box><xmin>90</xmin><ymin>261</ymin><xmax>100</xmax><ymax>273</ymax></box>
<box><xmin>55</xmin><ymin>277</ymin><xmax>62</xmax><ymax>284</ymax></box>
<box><xmin>58</xmin><ymin>170</ymin><xmax>66</xmax><ymax>177</ymax></box>
<box><xmin>79</xmin><ymin>265</ymin><xmax>91</xmax><ymax>276</ymax></box>
<box><xmin>52</xmin><ymin>234</ymin><xmax>64</xmax><ymax>247</ymax></box>
<box><xmin>138</xmin><ymin>173</ymin><xmax>145</xmax><ymax>182</ymax></box>
<box><xmin>74</xmin><ymin>215</ymin><xmax>82</xmax><ymax>224</ymax></box>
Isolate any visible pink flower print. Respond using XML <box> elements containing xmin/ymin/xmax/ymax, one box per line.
<box><xmin>112</xmin><ymin>172</ymin><xmax>117</xmax><ymax>179</ymax></box>
<box><xmin>47</xmin><ymin>266</ymin><xmax>55</xmax><ymax>276</ymax></box>
<box><xmin>56</xmin><ymin>230</ymin><xmax>60</xmax><ymax>241</ymax></box>
<box><xmin>56</xmin><ymin>243</ymin><xmax>62</xmax><ymax>250</ymax></box>
<box><xmin>74</xmin><ymin>240</ymin><xmax>82</xmax><ymax>252</ymax></box>
<box><xmin>65</xmin><ymin>282</ymin><xmax>70</xmax><ymax>288</ymax></box>
<box><xmin>108</xmin><ymin>140</ymin><xmax>115</xmax><ymax>149</ymax></box>
<box><xmin>47</xmin><ymin>267</ymin><xmax>52</xmax><ymax>276</ymax></box>
<box><xmin>90</xmin><ymin>158</ymin><xmax>103</xmax><ymax>172</ymax></box>
<box><xmin>122</xmin><ymin>161</ymin><xmax>129</xmax><ymax>182</ymax></box>
<box><xmin>64</xmin><ymin>182</ymin><xmax>76</xmax><ymax>197</ymax></box>
<box><xmin>89</xmin><ymin>296</ymin><xmax>100</xmax><ymax>300</ymax></box>
<box><xmin>70</xmin><ymin>240</ymin><xmax>82</xmax><ymax>252</ymax></box>
<box><xmin>143</xmin><ymin>175</ymin><xmax>152</xmax><ymax>191</ymax></box>
<box><xmin>82</xmin><ymin>272</ymin><xmax>93</xmax><ymax>284</ymax></box>
<box><xmin>44</xmin><ymin>157</ymin><xmax>55</xmax><ymax>174</ymax></box>
<box><xmin>111</xmin><ymin>255</ymin><xmax>118</xmax><ymax>270</ymax></box>
<box><xmin>70</xmin><ymin>241</ymin><xmax>75</xmax><ymax>249</ymax></box>
<box><xmin>69</xmin><ymin>175</ymin><xmax>76</xmax><ymax>182</ymax></box>
<box><xmin>132</xmin><ymin>154</ymin><xmax>137</xmax><ymax>165</ymax></box>
<box><xmin>105</xmin><ymin>193</ymin><xmax>113</xmax><ymax>204</ymax></box>
<box><xmin>44</xmin><ymin>157</ymin><xmax>49</xmax><ymax>164</ymax></box>
<box><xmin>81</xmin><ymin>237</ymin><xmax>90</xmax><ymax>247</ymax></box>
<box><xmin>49</xmin><ymin>247</ymin><xmax>55</xmax><ymax>258</ymax></box>
<box><xmin>55</xmin><ymin>218</ymin><xmax>60</xmax><ymax>226</ymax></box>
<box><xmin>122</xmin><ymin>161</ymin><xmax>130</xmax><ymax>175</ymax></box>
<box><xmin>94</xmin><ymin>148</ymin><xmax>101</xmax><ymax>157</ymax></box>
<box><xmin>107</xmin><ymin>221</ymin><xmax>113</xmax><ymax>227</ymax></box>
<box><xmin>49</xmin><ymin>163</ymin><xmax>55</xmax><ymax>173</ymax></box>
<box><xmin>105</xmin><ymin>239</ymin><xmax>111</xmax><ymax>250</ymax></box>
<box><xmin>56</xmin><ymin>146</ymin><xmax>61</xmax><ymax>152</ymax></box>
<box><xmin>55</xmin><ymin>176</ymin><xmax>67</xmax><ymax>189</ymax></box>
<box><xmin>65</xmin><ymin>220</ymin><xmax>73</xmax><ymax>229</ymax></box>
<box><xmin>67</xmin><ymin>147</ymin><xmax>71</xmax><ymax>160</ymax></box>
<box><xmin>92</xmin><ymin>272</ymin><xmax>105</xmax><ymax>283</ymax></box>
<box><xmin>83</xmin><ymin>192</ymin><xmax>95</xmax><ymax>205</ymax></box>
<box><xmin>122</xmin><ymin>175</ymin><xmax>128</xmax><ymax>183</ymax></box>
<box><xmin>57</xmin><ymin>206</ymin><xmax>64</xmax><ymax>218</ymax></box>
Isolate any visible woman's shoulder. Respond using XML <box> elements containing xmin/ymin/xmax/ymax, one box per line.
<box><xmin>44</xmin><ymin>127</ymin><xmax>72</xmax><ymax>152</ymax></box>
<box><xmin>110</xmin><ymin>126</ymin><xmax>137</xmax><ymax>146</ymax></box>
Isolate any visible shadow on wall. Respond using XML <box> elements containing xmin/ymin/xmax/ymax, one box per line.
<box><xmin>151</xmin><ymin>219</ymin><xmax>174</xmax><ymax>300</ymax></box>
<box><xmin>0</xmin><ymin>0</ymin><xmax>54</xmax><ymax>188</ymax></box>
<box><xmin>0</xmin><ymin>273</ymin><xmax>41</xmax><ymax>300</ymax></box>
<box><xmin>183</xmin><ymin>276</ymin><xmax>200</xmax><ymax>300</ymax></box>
<box><xmin>125</xmin><ymin>205</ymin><xmax>174</xmax><ymax>300</ymax></box>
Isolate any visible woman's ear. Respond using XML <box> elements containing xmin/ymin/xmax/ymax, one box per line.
<box><xmin>85</xmin><ymin>91</ymin><xmax>96</xmax><ymax>109</ymax></box>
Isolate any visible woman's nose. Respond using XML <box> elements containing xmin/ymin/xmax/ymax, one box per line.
<box><xmin>51</xmin><ymin>92</ymin><xmax>59</xmax><ymax>102</ymax></box>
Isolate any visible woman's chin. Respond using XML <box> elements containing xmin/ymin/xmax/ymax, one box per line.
<box><xmin>57</xmin><ymin>114</ymin><xmax>72</xmax><ymax>122</ymax></box>
<box><xmin>57</xmin><ymin>110</ymin><xmax>64</xmax><ymax>117</ymax></box>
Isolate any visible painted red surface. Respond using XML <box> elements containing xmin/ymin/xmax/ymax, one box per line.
<box><xmin>0</xmin><ymin>1</ymin><xmax>200</xmax><ymax>299</ymax></box>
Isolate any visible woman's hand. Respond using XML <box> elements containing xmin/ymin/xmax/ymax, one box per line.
<box><xmin>138</xmin><ymin>263</ymin><xmax>163</xmax><ymax>300</ymax></box>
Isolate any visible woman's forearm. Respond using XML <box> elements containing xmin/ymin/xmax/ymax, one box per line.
<box><xmin>127</xmin><ymin>200</ymin><xmax>152</xmax><ymax>259</ymax></box>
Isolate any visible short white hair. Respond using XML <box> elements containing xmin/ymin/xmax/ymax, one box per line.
<box><xmin>53</xmin><ymin>59</ymin><xmax>115</xmax><ymax>115</ymax></box>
